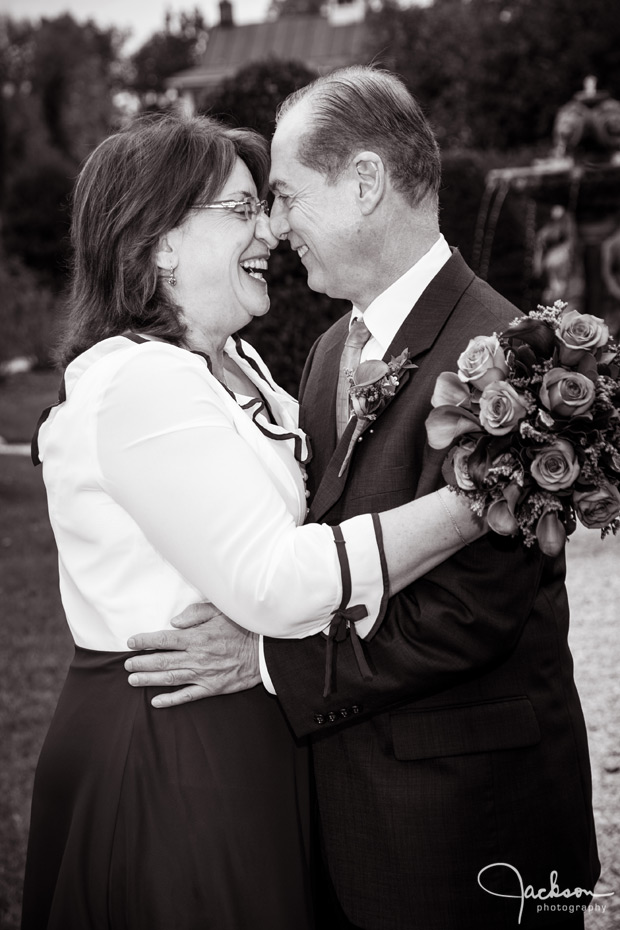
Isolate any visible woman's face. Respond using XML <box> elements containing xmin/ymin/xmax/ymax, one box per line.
<box><xmin>163</xmin><ymin>157</ymin><xmax>277</xmax><ymax>349</ymax></box>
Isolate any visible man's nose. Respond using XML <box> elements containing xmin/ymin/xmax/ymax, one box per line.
<box><xmin>255</xmin><ymin>211</ymin><xmax>278</xmax><ymax>248</ymax></box>
<box><xmin>268</xmin><ymin>200</ymin><xmax>290</xmax><ymax>241</ymax></box>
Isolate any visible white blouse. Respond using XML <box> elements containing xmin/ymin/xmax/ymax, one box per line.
<box><xmin>38</xmin><ymin>336</ymin><xmax>386</xmax><ymax>652</ymax></box>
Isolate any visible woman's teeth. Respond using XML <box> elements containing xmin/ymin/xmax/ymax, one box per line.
<box><xmin>241</xmin><ymin>258</ymin><xmax>268</xmax><ymax>279</ymax></box>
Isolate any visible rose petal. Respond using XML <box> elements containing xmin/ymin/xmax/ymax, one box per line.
<box><xmin>469</xmin><ymin>367</ymin><xmax>511</xmax><ymax>391</ymax></box>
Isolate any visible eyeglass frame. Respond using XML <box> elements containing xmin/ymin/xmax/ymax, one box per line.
<box><xmin>191</xmin><ymin>197</ymin><xmax>270</xmax><ymax>221</ymax></box>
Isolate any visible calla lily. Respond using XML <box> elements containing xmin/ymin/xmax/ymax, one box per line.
<box><xmin>352</xmin><ymin>359</ymin><xmax>389</xmax><ymax>387</ymax></box>
<box><xmin>512</xmin><ymin>344</ymin><xmax>539</xmax><ymax>376</ymax></box>
<box><xmin>575</xmin><ymin>351</ymin><xmax>598</xmax><ymax>383</ymax></box>
<box><xmin>536</xmin><ymin>509</ymin><xmax>566</xmax><ymax>557</ymax></box>
<box><xmin>430</xmin><ymin>371</ymin><xmax>471</xmax><ymax>408</ymax></box>
<box><xmin>425</xmin><ymin>405</ymin><xmax>480</xmax><ymax>450</ymax></box>
<box><xmin>487</xmin><ymin>500</ymin><xmax>519</xmax><ymax>536</ymax></box>
<box><xmin>506</xmin><ymin>317</ymin><xmax>557</xmax><ymax>358</ymax></box>
<box><xmin>487</xmin><ymin>481</ymin><xmax>522</xmax><ymax>536</ymax></box>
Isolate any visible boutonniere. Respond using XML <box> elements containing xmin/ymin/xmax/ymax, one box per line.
<box><xmin>338</xmin><ymin>348</ymin><xmax>417</xmax><ymax>477</ymax></box>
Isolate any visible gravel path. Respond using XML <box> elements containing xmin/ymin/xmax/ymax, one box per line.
<box><xmin>566</xmin><ymin>525</ymin><xmax>620</xmax><ymax>930</ymax></box>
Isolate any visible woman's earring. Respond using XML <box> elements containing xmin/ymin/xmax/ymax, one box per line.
<box><xmin>168</xmin><ymin>269</ymin><xmax>177</xmax><ymax>287</ymax></box>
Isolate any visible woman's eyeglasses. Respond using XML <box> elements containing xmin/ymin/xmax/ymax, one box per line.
<box><xmin>192</xmin><ymin>197</ymin><xmax>270</xmax><ymax>220</ymax></box>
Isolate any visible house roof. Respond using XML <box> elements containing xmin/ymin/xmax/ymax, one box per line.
<box><xmin>168</xmin><ymin>16</ymin><xmax>369</xmax><ymax>92</ymax></box>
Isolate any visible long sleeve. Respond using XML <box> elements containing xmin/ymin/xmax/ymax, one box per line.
<box><xmin>95</xmin><ymin>343</ymin><xmax>386</xmax><ymax>638</ymax></box>
<box><xmin>264</xmin><ymin>532</ymin><xmax>553</xmax><ymax>736</ymax></box>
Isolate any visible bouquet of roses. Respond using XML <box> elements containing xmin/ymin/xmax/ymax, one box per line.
<box><xmin>425</xmin><ymin>302</ymin><xmax>620</xmax><ymax>556</ymax></box>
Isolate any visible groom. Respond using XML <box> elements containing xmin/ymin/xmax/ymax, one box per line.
<box><xmin>127</xmin><ymin>67</ymin><xmax>599</xmax><ymax>929</ymax></box>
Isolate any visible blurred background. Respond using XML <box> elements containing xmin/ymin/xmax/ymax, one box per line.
<box><xmin>2</xmin><ymin>0</ymin><xmax>620</xmax><ymax>387</ymax></box>
<box><xmin>1</xmin><ymin>0</ymin><xmax>619</xmax><ymax>927</ymax></box>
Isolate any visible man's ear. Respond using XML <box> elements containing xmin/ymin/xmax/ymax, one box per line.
<box><xmin>155</xmin><ymin>235</ymin><xmax>179</xmax><ymax>273</ymax></box>
<box><xmin>354</xmin><ymin>151</ymin><xmax>385</xmax><ymax>215</ymax></box>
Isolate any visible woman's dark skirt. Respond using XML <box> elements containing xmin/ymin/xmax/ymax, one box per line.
<box><xmin>21</xmin><ymin>646</ymin><xmax>313</xmax><ymax>930</ymax></box>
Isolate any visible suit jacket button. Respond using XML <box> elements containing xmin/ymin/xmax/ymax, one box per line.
<box><xmin>351</xmin><ymin>704</ymin><xmax>362</xmax><ymax>715</ymax></box>
<box><xmin>339</xmin><ymin>708</ymin><xmax>349</xmax><ymax>718</ymax></box>
<box><xmin>327</xmin><ymin>711</ymin><xmax>337</xmax><ymax>723</ymax></box>
<box><xmin>314</xmin><ymin>714</ymin><xmax>325</xmax><ymax>725</ymax></box>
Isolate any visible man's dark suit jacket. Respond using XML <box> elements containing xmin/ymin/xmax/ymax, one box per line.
<box><xmin>264</xmin><ymin>252</ymin><xmax>599</xmax><ymax>930</ymax></box>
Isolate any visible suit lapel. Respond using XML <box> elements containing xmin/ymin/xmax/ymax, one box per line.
<box><xmin>383</xmin><ymin>250</ymin><xmax>475</xmax><ymax>363</ymax></box>
<box><xmin>308</xmin><ymin>252</ymin><xmax>475</xmax><ymax>522</ymax></box>
<box><xmin>301</xmin><ymin>315</ymin><xmax>349</xmax><ymax>480</ymax></box>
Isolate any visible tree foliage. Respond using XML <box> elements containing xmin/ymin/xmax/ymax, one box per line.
<box><xmin>130</xmin><ymin>9</ymin><xmax>208</xmax><ymax>103</ymax></box>
<box><xmin>201</xmin><ymin>57</ymin><xmax>318</xmax><ymax>138</ymax></box>
<box><xmin>0</xmin><ymin>14</ymin><xmax>123</xmax><ymax>288</ymax></box>
<box><xmin>0</xmin><ymin>250</ymin><xmax>60</xmax><ymax>367</ymax></box>
<box><xmin>367</xmin><ymin>0</ymin><xmax>620</xmax><ymax>150</ymax></box>
<box><xmin>1</xmin><ymin>15</ymin><xmax>123</xmax><ymax>163</ymax></box>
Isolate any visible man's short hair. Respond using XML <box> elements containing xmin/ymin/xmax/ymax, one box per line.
<box><xmin>277</xmin><ymin>66</ymin><xmax>441</xmax><ymax>208</ymax></box>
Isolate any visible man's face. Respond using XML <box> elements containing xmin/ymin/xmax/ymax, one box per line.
<box><xmin>269</xmin><ymin>102</ymin><xmax>360</xmax><ymax>300</ymax></box>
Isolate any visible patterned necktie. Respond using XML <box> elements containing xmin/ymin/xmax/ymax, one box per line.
<box><xmin>335</xmin><ymin>318</ymin><xmax>372</xmax><ymax>438</ymax></box>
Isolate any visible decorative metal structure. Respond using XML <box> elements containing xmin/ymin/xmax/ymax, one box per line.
<box><xmin>474</xmin><ymin>77</ymin><xmax>620</xmax><ymax>336</ymax></box>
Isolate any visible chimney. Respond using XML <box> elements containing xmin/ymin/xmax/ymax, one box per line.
<box><xmin>219</xmin><ymin>1</ymin><xmax>234</xmax><ymax>27</ymax></box>
<box><xmin>326</xmin><ymin>0</ymin><xmax>365</xmax><ymax>26</ymax></box>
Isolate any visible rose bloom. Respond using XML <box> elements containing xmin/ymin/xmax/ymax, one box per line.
<box><xmin>539</xmin><ymin>368</ymin><xmax>596</xmax><ymax>418</ymax></box>
<box><xmin>530</xmin><ymin>438</ymin><xmax>580</xmax><ymax>491</ymax></box>
<box><xmin>450</xmin><ymin>439</ymin><xmax>478</xmax><ymax>490</ymax></box>
<box><xmin>573</xmin><ymin>482</ymin><xmax>620</xmax><ymax>529</ymax></box>
<box><xmin>457</xmin><ymin>335</ymin><xmax>508</xmax><ymax>390</ymax></box>
<box><xmin>557</xmin><ymin>310</ymin><xmax>609</xmax><ymax>365</ymax></box>
<box><xmin>479</xmin><ymin>381</ymin><xmax>528</xmax><ymax>435</ymax></box>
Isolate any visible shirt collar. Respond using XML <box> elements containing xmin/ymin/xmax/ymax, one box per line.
<box><xmin>351</xmin><ymin>234</ymin><xmax>451</xmax><ymax>355</ymax></box>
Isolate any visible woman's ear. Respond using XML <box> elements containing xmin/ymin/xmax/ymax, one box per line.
<box><xmin>354</xmin><ymin>151</ymin><xmax>385</xmax><ymax>216</ymax></box>
<box><xmin>155</xmin><ymin>235</ymin><xmax>178</xmax><ymax>274</ymax></box>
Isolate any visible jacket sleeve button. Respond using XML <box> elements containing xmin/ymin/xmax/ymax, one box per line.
<box><xmin>351</xmin><ymin>705</ymin><xmax>362</xmax><ymax>715</ymax></box>
<box><xmin>327</xmin><ymin>711</ymin><xmax>337</xmax><ymax>723</ymax></box>
<box><xmin>314</xmin><ymin>714</ymin><xmax>325</xmax><ymax>725</ymax></box>
<box><xmin>339</xmin><ymin>708</ymin><xmax>349</xmax><ymax>718</ymax></box>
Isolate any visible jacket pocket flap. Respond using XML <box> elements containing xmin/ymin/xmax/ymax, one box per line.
<box><xmin>391</xmin><ymin>697</ymin><xmax>540</xmax><ymax>761</ymax></box>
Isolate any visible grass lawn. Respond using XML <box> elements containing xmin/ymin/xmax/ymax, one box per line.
<box><xmin>0</xmin><ymin>370</ymin><xmax>618</xmax><ymax>929</ymax></box>
<box><xmin>0</xmin><ymin>371</ymin><xmax>72</xmax><ymax>929</ymax></box>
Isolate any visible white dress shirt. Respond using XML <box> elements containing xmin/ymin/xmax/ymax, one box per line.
<box><xmin>355</xmin><ymin>234</ymin><xmax>451</xmax><ymax>359</ymax></box>
<box><xmin>38</xmin><ymin>336</ymin><xmax>387</xmax><ymax>652</ymax></box>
